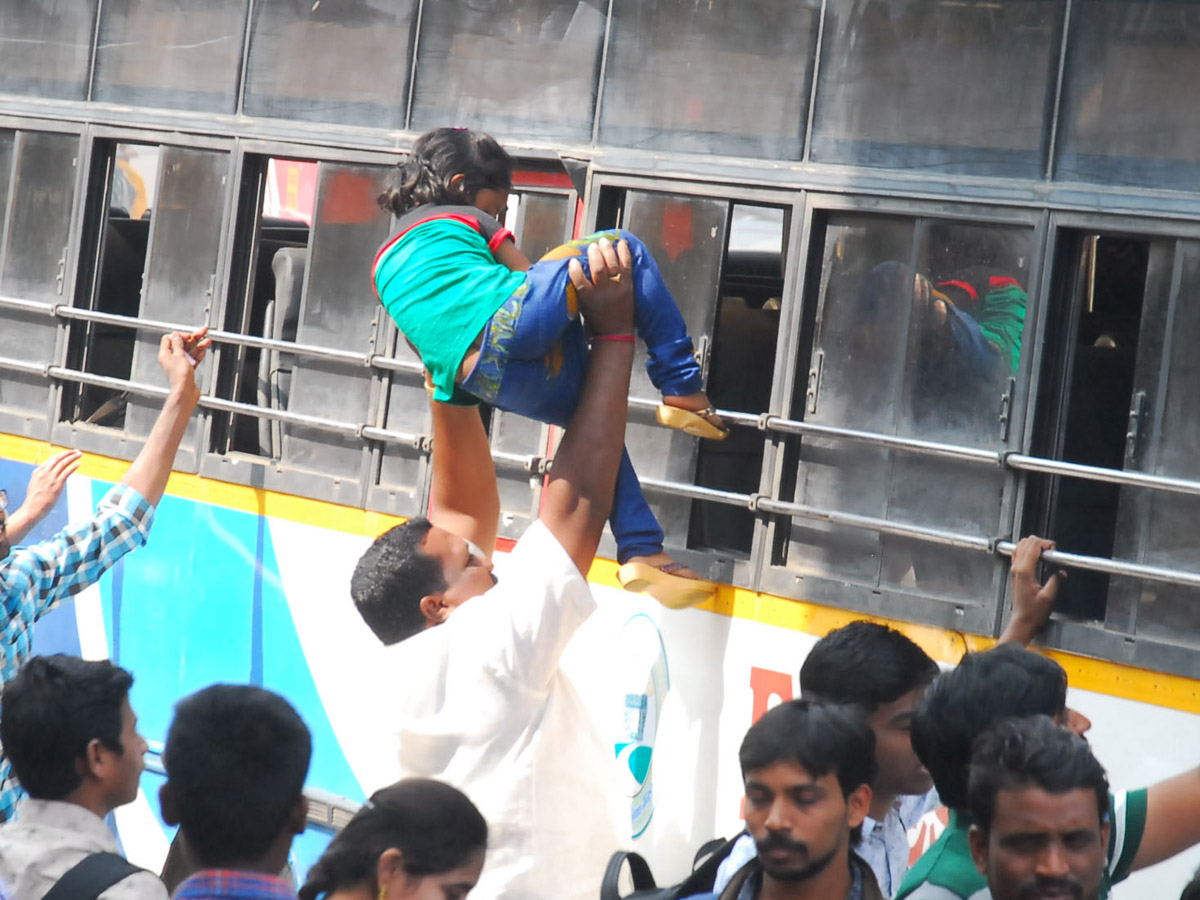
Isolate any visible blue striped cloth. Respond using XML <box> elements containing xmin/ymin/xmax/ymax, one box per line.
<box><xmin>175</xmin><ymin>870</ymin><xmax>297</xmax><ymax>900</ymax></box>
<box><xmin>0</xmin><ymin>483</ymin><xmax>154</xmax><ymax>821</ymax></box>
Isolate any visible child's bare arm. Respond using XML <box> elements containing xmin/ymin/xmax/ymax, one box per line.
<box><xmin>493</xmin><ymin>237</ymin><xmax>532</xmax><ymax>272</ymax></box>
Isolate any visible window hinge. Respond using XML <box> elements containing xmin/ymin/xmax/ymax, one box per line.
<box><xmin>55</xmin><ymin>249</ymin><xmax>68</xmax><ymax>296</ymax></box>
<box><xmin>998</xmin><ymin>376</ymin><xmax>1016</xmax><ymax>441</ymax></box>
<box><xmin>805</xmin><ymin>349</ymin><xmax>824</xmax><ymax>415</ymax></box>
<box><xmin>1126</xmin><ymin>390</ymin><xmax>1147</xmax><ymax>463</ymax></box>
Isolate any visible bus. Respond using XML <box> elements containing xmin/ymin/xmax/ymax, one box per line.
<box><xmin>2</xmin><ymin>1</ymin><xmax>1200</xmax><ymax>895</ymax></box>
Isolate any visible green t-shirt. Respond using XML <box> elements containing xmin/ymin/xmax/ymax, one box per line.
<box><xmin>373</xmin><ymin>206</ymin><xmax>527</xmax><ymax>402</ymax></box>
<box><xmin>895</xmin><ymin>790</ymin><xmax>1147</xmax><ymax>900</ymax></box>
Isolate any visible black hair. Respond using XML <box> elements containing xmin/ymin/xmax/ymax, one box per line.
<box><xmin>912</xmin><ymin>645</ymin><xmax>1067</xmax><ymax>811</ymax></box>
<box><xmin>0</xmin><ymin>654</ymin><xmax>133</xmax><ymax>800</ymax></box>
<box><xmin>351</xmin><ymin>517</ymin><xmax>446</xmax><ymax>645</ymax></box>
<box><xmin>163</xmin><ymin>685</ymin><xmax>312</xmax><ymax>867</ymax></box>
<box><xmin>298</xmin><ymin>779</ymin><xmax>488</xmax><ymax>900</ymax></box>
<box><xmin>740</xmin><ymin>699</ymin><xmax>877</xmax><ymax>800</ymax></box>
<box><xmin>378</xmin><ymin>128</ymin><xmax>513</xmax><ymax>217</ymax></box>
<box><xmin>800</xmin><ymin>621</ymin><xmax>939</xmax><ymax>712</ymax></box>
<box><xmin>1181</xmin><ymin>867</ymin><xmax>1200</xmax><ymax>900</ymax></box>
<box><xmin>968</xmin><ymin>715</ymin><xmax>1109</xmax><ymax>834</ymax></box>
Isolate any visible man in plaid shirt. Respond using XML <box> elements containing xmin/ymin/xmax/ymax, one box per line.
<box><xmin>0</xmin><ymin>328</ymin><xmax>210</xmax><ymax>821</ymax></box>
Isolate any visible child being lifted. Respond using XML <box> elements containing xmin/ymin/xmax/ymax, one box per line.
<box><xmin>372</xmin><ymin>127</ymin><xmax>725</xmax><ymax>609</ymax></box>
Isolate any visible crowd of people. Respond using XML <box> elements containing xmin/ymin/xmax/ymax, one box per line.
<box><xmin>3</xmin><ymin>143</ymin><xmax>1200</xmax><ymax>900</ymax></box>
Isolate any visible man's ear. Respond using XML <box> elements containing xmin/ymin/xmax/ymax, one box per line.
<box><xmin>419</xmin><ymin>593</ymin><xmax>449</xmax><ymax>626</ymax></box>
<box><xmin>846</xmin><ymin>783</ymin><xmax>872</xmax><ymax>829</ymax></box>
<box><xmin>289</xmin><ymin>796</ymin><xmax>309</xmax><ymax>836</ymax></box>
<box><xmin>968</xmin><ymin>824</ymin><xmax>989</xmax><ymax>876</ymax></box>
<box><xmin>82</xmin><ymin>738</ymin><xmax>107</xmax><ymax>780</ymax></box>
<box><xmin>159</xmin><ymin>782</ymin><xmax>180</xmax><ymax>827</ymax></box>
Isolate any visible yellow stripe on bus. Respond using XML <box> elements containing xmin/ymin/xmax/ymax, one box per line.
<box><xmin>5</xmin><ymin>433</ymin><xmax>1200</xmax><ymax>716</ymax></box>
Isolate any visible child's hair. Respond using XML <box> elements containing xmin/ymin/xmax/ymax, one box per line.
<box><xmin>297</xmin><ymin>779</ymin><xmax>488</xmax><ymax>900</ymax></box>
<box><xmin>378</xmin><ymin>127</ymin><xmax>513</xmax><ymax>217</ymax></box>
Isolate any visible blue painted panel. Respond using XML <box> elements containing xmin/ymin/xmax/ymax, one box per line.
<box><xmin>102</xmin><ymin>486</ymin><xmax>255</xmax><ymax>747</ymax></box>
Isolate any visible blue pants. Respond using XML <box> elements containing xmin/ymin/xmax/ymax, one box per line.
<box><xmin>461</xmin><ymin>230</ymin><xmax>703</xmax><ymax>562</ymax></box>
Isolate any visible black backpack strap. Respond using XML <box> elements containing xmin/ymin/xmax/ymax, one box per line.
<box><xmin>600</xmin><ymin>850</ymin><xmax>658</xmax><ymax>900</ymax></box>
<box><xmin>42</xmin><ymin>852</ymin><xmax>143</xmax><ymax>900</ymax></box>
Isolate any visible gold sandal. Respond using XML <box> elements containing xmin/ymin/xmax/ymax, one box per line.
<box><xmin>616</xmin><ymin>560</ymin><xmax>717</xmax><ymax>610</ymax></box>
<box><xmin>656</xmin><ymin>404</ymin><xmax>729</xmax><ymax>440</ymax></box>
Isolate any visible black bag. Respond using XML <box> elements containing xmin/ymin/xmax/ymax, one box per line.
<box><xmin>600</xmin><ymin>836</ymin><xmax>740</xmax><ymax>900</ymax></box>
<box><xmin>42</xmin><ymin>852</ymin><xmax>144</xmax><ymax>900</ymax></box>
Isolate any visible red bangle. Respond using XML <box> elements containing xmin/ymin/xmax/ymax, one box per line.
<box><xmin>590</xmin><ymin>333</ymin><xmax>635</xmax><ymax>343</ymax></box>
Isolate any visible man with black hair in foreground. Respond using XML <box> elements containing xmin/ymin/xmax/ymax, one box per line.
<box><xmin>898</xmin><ymin>638</ymin><xmax>1200</xmax><ymax>899</ymax></box>
<box><xmin>0</xmin><ymin>654</ymin><xmax>165</xmax><ymax>900</ymax></box>
<box><xmin>686</xmin><ymin>700</ymin><xmax>883</xmax><ymax>900</ymax></box>
<box><xmin>159</xmin><ymin>685</ymin><xmax>312</xmax><ymax>900</ymax></box>
<box><xmin>349</xmin><ymin>239</ymin><xmax>637</xmax><ymax>900</ymax></box>
<box><xmin>967</xmin><ymin>716</ymin><xmax>1110</xmax><ymax>900</ymax></box>
<box><xmin>714</xmin><ymin>537</ymin><xmax>1060</xmax><ymax>897</ymax></box>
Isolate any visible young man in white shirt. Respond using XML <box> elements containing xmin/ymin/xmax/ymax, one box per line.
<box><xmin>0</xmin><ymin>654</ymin><xmax>165</xmax><ymax>900</ymax></box>
<box><xmin>350</xmin><ymin>238</ymin><xmax>638</xmax><ymax>900</ymax></box>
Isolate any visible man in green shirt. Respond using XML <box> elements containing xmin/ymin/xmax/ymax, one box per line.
<box><xmin>966</xmin><ymin>716</ymin><xmax>1112</xmax><ymax>900</ymax></box>
<box><xmin>895</xmin><ymin>639</ymin><xmax>1200</xmax><ymax>899</ymax></box>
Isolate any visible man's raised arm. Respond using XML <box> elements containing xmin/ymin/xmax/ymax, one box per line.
<box><xmin>428</xmin><ymin>397</ymin><xmax>500</xmax><ymax>558</ymax></box>
<box><xmin>539</xmin><ymin>237</ymin><xmax>635</xmax><ymax>575</ymax></box>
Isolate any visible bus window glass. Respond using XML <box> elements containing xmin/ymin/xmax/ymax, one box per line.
<box><xmin>63</xmin><ymin>144</ymin><xmax>228</xmax><ymax>450</ymax></box>
<box><xmin>1056</xmin><ymin>2</ymin><xmax>1200</xmax><ymax>191</ymax></box>
<box><xmin>243</xmin><ymin>0</ymin><xmax>417</xmax><ymax>129</ymax></box>
<box><xmin>619</xmin><ymin>190</ymin><xmax>727</xmax><ymax>552</ymax></box>
<box><xmin>788</xmin><ymin>215</ymin><xmax>1032</xmax><ymax>604</ymax></box>
<box><xmin>691</xmin><ymin>204</ymin><xmax>785</xmax><ymax>556</ymax></box>
<box><xmin>599</xmin><ymin>0</ymin><xmax>819</xmax><ymax>159</ymax></box>
<box><xmin>1111</xmin><ymin>242</ymin><xmax>1200</xmax><ymax>641</ymax></box>
<box><xmin>809</xmin><ymin>0</ymin><xmax>1064</xmax><ymax>177</ymax></box>
<box><xmin>277</xmin><ymin>164</ymin><xmax>391</xmax><ymax>483</ymax></box>
<box><xmin>409</xmin><ymin>0</ymin><xmax>604</xmax><ymax>143</ymax></box>
<box><xmin>0</xmin><ymin>2</ymin><xmax>97</xmax><ymax>100</ymax></box>
<box><xmin>92</xmin><ymin>0</ymin><xmax>247</xmax><ymax>113</ymax></box>
<box><xmin>221</xmin><ymin>158</ymin><xmax>315</xmax><ymax>458</ymax></box>
<box><xmin>0</xmin><ymin>131</ymin><xmax>79</xmax><ymax>426</ymax></box>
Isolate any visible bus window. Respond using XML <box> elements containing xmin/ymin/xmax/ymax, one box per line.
<box><xmin>786</xmin><ymin>214</ymin><xmax>1033</xmax><ymax>606</ymax></box>
<box><xmin>92</xmin><ymin>0</ymin><xmax>247</xmax><ymax>113</ymax></box>
<box><xmin>599</xmin><ymin>0</ymin><xmax>819</xmax><ymax>160</ymax></box>
<box><xmin>0</xmin><ymin>131</ymin><xmax>80</xmax><ymax>434</ymax></box>
<box><xmin>0</xmin><ymin>3</ymin><xmax>95</xmax><ymax>100</ymax></box>
<box><xmin>1057</xmin><ymin>3</ymin><xmax>1200</xmax><ymax>192</ymax></box>
<box><xmin>214</xmin><ymin>157</ymin><xmax>388</xmax><ymax>504</ymax></box>
<box><xmin>1034</xmin><ymin>232</ymin><xmax>1200</xmax><ymax>641</ymax></box>
<box><xmin>809</xmin><ymin>0</ymin><xmax>1064</xmax><ymax>178</ymax></box>
<box><xmin>243</xmin><ymin>0</ymin><xmax>417</xmax><ymax>129</ymax></box>
<box><xmin>409</xmin><ymin>0</ymin><xmax>604</xmax><ymax>143</ymax></box>
<box><xmin>62</xmin><ymin>143</ymin><xmax>229</xmax><ymax>457</ymax></box>
<box><xmin>690</xmin><ymin>205</ymin><xmax>785</xmax><ymax>556</ymax></box>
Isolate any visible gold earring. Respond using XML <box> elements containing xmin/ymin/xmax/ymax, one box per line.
<box><xmin>378</xmin><ymin>888</ymin><xmax>387</xmax><ymax>900</ymax></box>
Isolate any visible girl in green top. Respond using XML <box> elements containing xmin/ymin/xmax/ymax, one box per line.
<box><xmin>373</xmin><ymin>127</ymin><xmax>725</xmax><ymax>609</ymax></box>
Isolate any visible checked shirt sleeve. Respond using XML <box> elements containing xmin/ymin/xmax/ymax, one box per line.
<box><xmin>0</xmin><ymin>483</ymin><xmax>155</xmax><ymax>671</ymax></box>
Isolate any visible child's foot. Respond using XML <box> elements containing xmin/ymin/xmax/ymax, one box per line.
<box><xmin>656</xmin><ymin>392</ymin><xmax>728</xmax><ymax>440</ymax></box>
<box><xmin>617</xmin><ymin>552</ymin><xmax>718</xmax><ymax>610</ymax></box>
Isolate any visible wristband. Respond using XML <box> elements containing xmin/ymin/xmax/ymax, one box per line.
<box><xmin>589</xmin><ymin>333</ymin><xmax>635</xmax><ymax>343</ymax></box>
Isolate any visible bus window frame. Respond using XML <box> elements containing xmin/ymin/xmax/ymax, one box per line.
<box><xmin>757</xmin><ymin>192</ymin><xmax>1047</xmax><ymax>637</ymax></box>
<box><xmin>1024</xmin><ymin>209</ymin><xmax>1200</xmax><ymax>673</ymax></box>
<box><xmin>581</xmin><ymin>172</ymin><xmax>805</xmax><ymax>593</ymax></box>
<box><xmin>49</xmin><ymin>127</ymin><xmax>237</xmax><ymax>475</ymax></box>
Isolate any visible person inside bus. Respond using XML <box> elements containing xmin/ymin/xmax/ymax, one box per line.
<box><xmin>0</xmin><ymin>327</ymin><xmax>209</xmax><ymax>822</ymax></box>
<box><xmin>896</xmin><ymin>638</ymin><xmax>1200</xmax><ymax>899</ymax></box>
<box><xmin>966</xmin><ymin>716</ymin><xmax>1111</xmax><ymax>900</ymax></box>
<box><xmin>684</xmin><ymin>700</ymin><xmax>883</xmax><ymax>900</ymax></box>
<box><xmin>350</xmin><ymin>238</ymin><xmax>638</xmax><ymax>900</ymax></box>
<box><xmin>0</xmin><ymin>654</ymin><xmax>165</xmax><ymax>900</ymax></box>
<box><xmin>298</xmin><ymin>779</ymin><xmax>487</xmax><ymax>900</ymax></box>
<box><xmin>711</xmin><ymin>537</ymin><xmax>1061</xmax><ymax>897</ymax></box>
<box><xmin>158</xmin><ymin>685</ymin><xmax>312</xmax><ymax>900</ymax></box>
<box><xmin>372</xmin><ymin>126</ymin><xmax>724</xmax><ymax>610</ymax></box>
